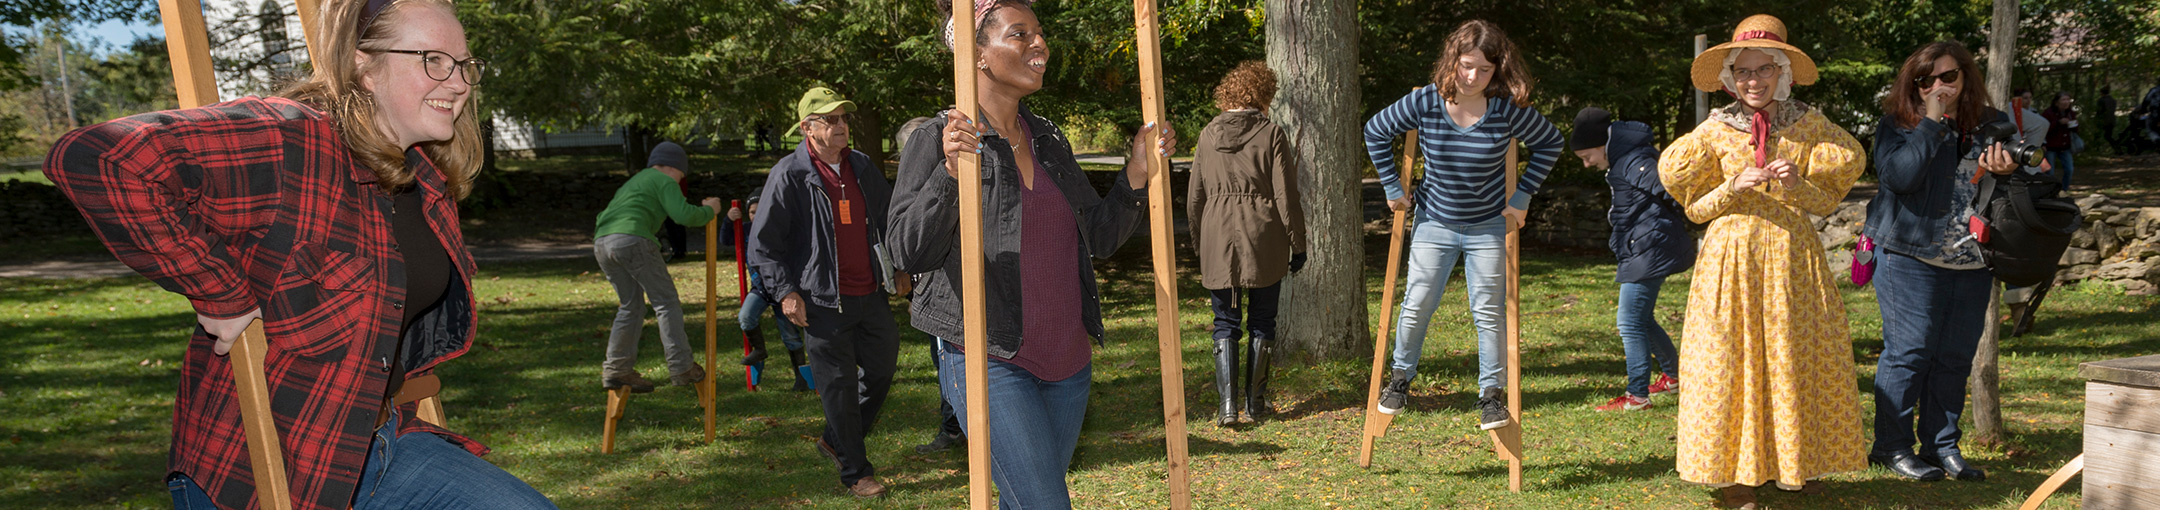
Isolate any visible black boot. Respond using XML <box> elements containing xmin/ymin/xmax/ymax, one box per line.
<box><xmin>787</xmin><ymin>348</ymin><xmax>810</xmax><ymax>392</ymax></box>
<box><xmin>1242</xmin><ymin>334</ymin><xmax>1274</xmax><ymax>423</ymax></box>
<box><xmin>1213</xmin><ymin>338</ymin><xmax>1239</xmax><ymax>426</ymax></box>
<box><xmin>741</xmin><ymin>328</ymin><xmax>769</xmax><ymax>366</ymax></box>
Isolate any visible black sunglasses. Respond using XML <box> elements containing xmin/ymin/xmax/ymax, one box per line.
<box><xmin>1915</xmin><ymin>68</ymin><xmax>1961</xmax><ymax>89</ymax></box>
<box><xmin>371</xmin><ymin>49</ymin><xmax>486</xmax><ymax>85</ymax></box>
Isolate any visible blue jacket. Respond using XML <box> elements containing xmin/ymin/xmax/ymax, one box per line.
<box><xmin>1604</xmin><ymin>121</ymin><xmax>1696</xmax><ymax>283</ymax></box>
<box><xmin>748</xmin><ymin>141</ymin><xmax>892</xmax><ymax>309</ymax></box>
<box><xmin>1863</xmin><ymin>110</ymin><xmax>2013</xmax><ymax>257</ymax></box>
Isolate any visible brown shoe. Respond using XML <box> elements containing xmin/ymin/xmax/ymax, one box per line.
<box><xmin>602</xmin><ymin>371</ymin><xmax>657</xmax><ymax>393</ymax></box>
<box><xmin>1718</xmin><ymin>485</ymin><xmax>1758</xmax><ymax>509</ymax></box>
<box><xmin>844</xmin><ymin>476</ymin><xmax>887</xmax><ymax>498</ymax></box>
<box><xmin>671</xmin><ymin>362</ymin><xmax>707</xmax><ymax>387</ymax></box>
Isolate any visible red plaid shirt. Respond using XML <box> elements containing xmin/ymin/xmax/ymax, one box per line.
<box><xmin>45</xmin><ymin>97</ymin><xmax>484</xmax><ymax>510</ymax></box>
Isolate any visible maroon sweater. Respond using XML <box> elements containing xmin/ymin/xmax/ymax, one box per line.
<box><xmin>810</xmin><ymin>151</ymin><xmax>876</xmax><ymax>296</ymax></box>
<box><xmin>1008</xmin><ymin>121</ymin><xmax>1091</xmax><ymax>381</ymax></box>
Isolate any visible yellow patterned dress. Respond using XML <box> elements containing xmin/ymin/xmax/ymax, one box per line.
<box><xmin>1658</xmin><ymin>101</ymin><xmax>1866</xmax><ymax>488</ymax></box>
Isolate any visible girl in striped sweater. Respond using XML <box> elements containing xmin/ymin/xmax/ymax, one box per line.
<box><xmin>1364</xmin><ymin>20</ymin><xmax>1563</xmax><ymax>430</ymax></box>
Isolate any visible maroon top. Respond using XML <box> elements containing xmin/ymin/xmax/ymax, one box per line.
<box><xmin>809</xmin><ymin>151</ymin><xmax>877</xmax><ymax>296</ymax></box>
<box><xmin>1008</xmin><ymin>121</ymin><xmax>1091</xmax><ymax>381</ymax></box>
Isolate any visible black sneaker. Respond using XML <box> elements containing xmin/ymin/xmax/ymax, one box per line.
<box><xmin>1377</xmin><ymin>369</ymin><xmax>1412</xmax><ymax>415</ymax></box>
<box><xmin>915</xmin><ymin>431</ymin><xmax>963</xmax><ymax>454</ymax></box>
<box><xmin>1477</xmin><ymin>388</ymin><xmax>1512</xmax><ymax>430</ymax></box>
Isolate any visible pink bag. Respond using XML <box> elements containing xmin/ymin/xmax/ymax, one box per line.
<box><xmin>1851</xmin><ymin>235</ymin><xmax>1876</xmax><ymax>286</ymax></box>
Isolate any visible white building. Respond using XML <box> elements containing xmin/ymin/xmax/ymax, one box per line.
<box><xmin>198</xmin><ymin>0</ymin><xmax>620</xmax><ymax>153</ymax></box>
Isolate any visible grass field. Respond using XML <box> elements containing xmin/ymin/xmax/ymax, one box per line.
<box><xmin>4</xmin><ymin>234</ymin><xmax>2150</xmax><ymax>508</ymax></box>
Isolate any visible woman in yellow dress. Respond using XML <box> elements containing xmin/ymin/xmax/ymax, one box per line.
<box><xmin>1658</xmin><ymin>14</ymin><xmax>1866</xmax><ymax>507</ymax></box>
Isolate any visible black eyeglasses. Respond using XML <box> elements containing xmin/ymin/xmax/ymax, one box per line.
<box><xmin>1915</xmin><ymin>68</ymin><xmax>1961</xmax><ymax>89</ymax></box>
<box><xmin>371</xmin><ymin>49</ymin><xmax>486</xmax><ymax>85</ymax></box>
<box><xmin>1730</xmin><ymin>63</ymin><xmax>1781</xmax><ymax>82</ymax></box>
<box><xmin>805</xmin><ymin>113</ymin><xmax>851</xmax><ymax>125</ymax></box>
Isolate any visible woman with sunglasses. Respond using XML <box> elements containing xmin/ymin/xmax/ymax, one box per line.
<box><xmin>1862</xmin><ymin>41</ymin><xmax>2022</xmax><ymax>484</ymax></box>
<box><xmin>45</xmin><ymin>0</ymin><xmax>554</xmax><ymax>508</ymax></box>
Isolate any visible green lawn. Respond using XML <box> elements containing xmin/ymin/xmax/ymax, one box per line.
<box><xmin>4</xmin><ymin>238</ymin><xmax>2148</xmax><ymax>509</ymax></box>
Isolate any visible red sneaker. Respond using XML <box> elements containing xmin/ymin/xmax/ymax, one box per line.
<box><xmin>1596</xmin><ymin>394</ymin><xmax>1652</xmax><ymax>411</ymax></box>
<box><xmin>1646</xmin><ymin>373</ymin><xmax>1681</xmax><ymax>396</ymax></box>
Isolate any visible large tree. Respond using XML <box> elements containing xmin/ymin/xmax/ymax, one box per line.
<box><xmin>1267</xmin><ymin>0</ymin><xmax>1366</xmax><ymax>362</ymax></box>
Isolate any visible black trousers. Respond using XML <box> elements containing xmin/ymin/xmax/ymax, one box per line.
<box><xmin>804</xmin><ymin>292</ymin><xmax>900</xmax><ymax>485</ymax></box>
<box><xmin>1209</xmin><ymin>281</ymin><xmax>1282</xmax><ymax>342</ymax></box>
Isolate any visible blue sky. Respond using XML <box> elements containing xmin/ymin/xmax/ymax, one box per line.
<box><xmin>5</xmin><ymin>18</ymin><xmax>163</xmax><ymax>56</ymax></box>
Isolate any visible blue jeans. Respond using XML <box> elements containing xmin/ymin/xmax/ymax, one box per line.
<box><xmin>2046</xmin><ymin>149</ymin><xmax>2075</xmax><ymax>188</ymax></box>
<box><xmin>1390</xmin><ymin>215</ymin><xmax>1509</xmax><ymax>390</ymax></box>
<box><xmin>1870</xmin><ymin>248</ymin><xmax>1992</xmax><ymax>459</ymax></box>
<box><xmin>1617</xmin><ymin>277</ymin><xmax>1680</xmax><ymax>397</ymax></box>
<box><xmin>936</xmin><ymin>340</ymin><xmax>1090</xmax><ymax>510</ymax></box>
<box><xmin>739</xmin><ymin>290</ymin><xmax>804</xmax><ymax>351</ymax></box>
<box><xmin>169</xmin><ymin>410</ymin><xmax>555</xmax><ymax>509</ymax></box>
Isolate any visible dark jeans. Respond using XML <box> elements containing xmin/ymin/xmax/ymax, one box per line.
<box><xmin>168</xmin><ymin>410</ymin><xmax>555</xmax><ymax>509</ymax></box>
<box><xmin>805</xmin><ymin>292</ymin><xmax>901</xmax><ymax>485</ymax></box>
<box><xmin>936</xmin><ymin>339</ymin><xmax>1090</xmax><ymax>510</ymax></box>
<box><xmin>1871</xmin><ymin>248</ymin><xmax>1992</xmax><ymax>458</ymax></box>
<box><xmin>931</xmin><ymin>341</ymin><xmax>963</xmax><ymax>437</ymax></box>
<box><xmin>1617</xmin><ymin>277</ymin><xmax>1680</xmax><ymax>397</ymax></box>
<box><xmin>1208</xmin><ymin>281</ymin><xmax>1282</xmax><ymax>342</ymax></box>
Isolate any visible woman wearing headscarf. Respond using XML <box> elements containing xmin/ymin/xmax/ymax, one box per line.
<box><xmin>1659</xmin><ymin>14</ymin><xmax>1867</xmax><ymax>507</ymax></box>
<box><xmin>886</xmin><ymin>0</ymin><xmax>1175</xmax><ymax>506</ymax></box>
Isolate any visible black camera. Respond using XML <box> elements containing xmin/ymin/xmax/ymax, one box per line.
<box><xmin>1971</xmin><ymin>119</ymin><xmax>2047</xmax><ymax>168</ymax></box>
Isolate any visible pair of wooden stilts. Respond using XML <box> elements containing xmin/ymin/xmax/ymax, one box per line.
<box><xmin>602</xmin><ymin>207</ymin><xmax>756</xmax><ymax>453</ymax></box>
<box><xmin>1356</xmin><ymin>134</ymin><xmax>1527</xmax><ymax>492</ymax></box>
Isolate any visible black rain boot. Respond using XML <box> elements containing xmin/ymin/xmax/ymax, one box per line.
<box><xmin>787</xmin><ymin>348</ymin><xmax>810</xmax><ymax>392</ymax></box>
<box><xmin>741</xmin><ymin>329</ymin><xmax>770</xmax><ymax>366</ymax></box>
<box><xmin>1242</xmin><ymin>334</ymin><xmax>1274</xmax><ymax>423</ymax></box>
<box><xmin>1213</xmin><ymin>338</ymin><xmax>1240</xmax><ymax>426</ymax></box>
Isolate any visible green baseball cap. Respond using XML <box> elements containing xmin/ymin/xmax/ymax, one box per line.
<box><xmin>786</xmin><ymin>87</ymin><xmax>857</xmax><ymax>136</ymax></box>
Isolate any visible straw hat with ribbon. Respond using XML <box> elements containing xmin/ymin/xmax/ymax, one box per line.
<box><xmin>1689</xmin><ymin>14</ymin><xmax>1818</xmax><ymax>93</ymax></box>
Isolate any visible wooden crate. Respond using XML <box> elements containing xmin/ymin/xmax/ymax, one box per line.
<box><xmin>2080</xmin><ymin>355</ymin><xmax>2160</xmax><ymax>509</ymax></box>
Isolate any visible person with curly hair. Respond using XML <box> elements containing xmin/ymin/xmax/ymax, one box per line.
<box><xmin>1191</xmin><ymin>61</ymin><xmax>1306</xmax><ymax>426</ymax></box>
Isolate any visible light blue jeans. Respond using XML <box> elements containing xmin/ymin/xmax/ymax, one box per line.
<box><xmin>936</xmin><ymin>339</ymin><xmax>1091</xmax><ymax>510</ymax></box>
<box><xmin>1390</xmin><ymin>215</ymin><xmax>1510</xmax><ymax>391</ymax></box>
<box><xmin>168</xmin><ymin>410</ymin><xmax>555</xmax><ymax>509</ymax></box>
<box><xmin>739</xmin><ymin>290</ymin><xmax>804</xmax><ymax>352</ymax></box>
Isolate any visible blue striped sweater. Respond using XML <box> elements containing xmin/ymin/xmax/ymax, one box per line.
<box><xmin>1364</xmin><ymin>85</ymin><xmax>1564</xmax><ymax>226</ymax></box>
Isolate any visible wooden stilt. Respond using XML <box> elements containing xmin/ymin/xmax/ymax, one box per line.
<box><xmin>702</xmin><ymin>215</ymin><xmax>720</xmax><ymax>442</ymax></box>
<box><xmin>1357</xmin><ymin>127</ymin><xmax>1419</xmax><ymax>468</ymax></box>
<box><xmin>733</xmin><ymin>202</ymin><xmax>758</xmax><ymax>392</ymax></box>
<box><xmin>1131</xmin><ymin>1</ymin><xmax>1190</xmax><ymax>507</ymax></box>
<box><xmin>157</xmin><ymin>0</ymin><xmax>218</xmax><ymax>109</ymax></box>
<box><xmin>1488</xmin><ymin>142</ymin><xmax>1525</xmax><ymax>493</ymax></box>
<box><xmin>601</xmin><ymin>387</ymin><xmax>629</xmax><ymax>454</ymax></box>
<box><xmin>951</xmin><ymin>2</ymin><xmax>992</xmax><ymax>508</ymax></box>
<box><xmin>1357</xmin><ymin>208</ymin><xmax>1409</xmax><ymax>467</ymax></box>
<box><xmin>2019</xmin><ymin>454</ymin><xmax>2083</xmax><ymax>510</ymax></box>
<box><xmin>229</xmin><ymin>320</ymin><xmax>294</xmax><ymax>510</ymax></box>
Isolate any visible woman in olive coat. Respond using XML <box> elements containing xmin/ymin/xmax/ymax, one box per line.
<box><xmin>1190</xmin><ymin>61</ymin><xmax>1307</xmax><ymax>425</ymax></box>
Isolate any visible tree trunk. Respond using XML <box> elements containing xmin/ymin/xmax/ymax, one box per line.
<box><xmin>1969</xmin><ymin>0</ymin><xmax>2018</xmax><ymax>445</ymax></box>
<box><xmin>1986</xmin><ymin>0</ymin><xmax>2017</xmax><ymax>111</ymax></box>
<box><xmin>1266</xmin><ymin>0</ymin><xmax>1365</xmax><ymax>363</ymax></box>
<box><xmin>850</xmin><ymin>107</ymin><xmax>889</xmax><ymax>174</ymax></box>
<box><xmin>1970</xmin><ymin>282</ymin><xmax>2005</xmax><ymax>446</ymax></box>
